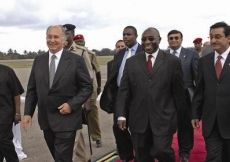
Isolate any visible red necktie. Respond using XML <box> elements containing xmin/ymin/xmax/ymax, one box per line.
<box><xmin>147</xmin><ymin>55</ymin><xmax>153</xmax><ymax>73</ymax></box>
<box><xmin>215</xmin><ymin>55</ymin><xmax>222</xmax><ymax>79</ymax></box>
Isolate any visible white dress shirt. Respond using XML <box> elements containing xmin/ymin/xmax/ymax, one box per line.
<box><xmin>49</xmin><ymin>49</ymin><xmax>63</xmax><ymax>72</ymax></box>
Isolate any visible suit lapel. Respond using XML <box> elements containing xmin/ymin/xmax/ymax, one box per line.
<box><xmin>52</xmin><ymin>50</ymin><xmax>71</xmax><ymax>87</ymax></box>
<box><xmin>138</xmin><ymin>52</ymin><xmax>149</xmax><ymax>76</ymax></box>
<box><xmin>41</xmin><ymin>52</ymin><xmax>49</xmax><ymax>86</ymax></box>
<box><xmin>179</xmin><ymin>48</ymin><xmax>188</xmax><ymax>61</ymax></box>
<box><xmin>138</xmin><ymin>50</ymin><xmax>165</xmax><ymax>76</ymax></box>
<box><xmin>151</xmin><ymin>50</ymin><xmax>164</xmax><ymax>75</ymax></box>
<box><xmin>219</xmin><ymin>52</ymin><xmax>230</xmax><ymax>81</ymax></box>
<box><xmin>206</xmin><ymin>52</ymin><xmax>217</xmax><ymax>80</ymax></box>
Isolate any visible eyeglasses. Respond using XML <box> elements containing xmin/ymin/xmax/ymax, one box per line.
<box><xmin>169</xmin><ymin>36</ymin><xmax>180</xmax><ymax>40</ymax></box>
<box><xmin>141</xmin><ymin>37</ymin><xmax>157</xmax><ymax>42</ymax></box>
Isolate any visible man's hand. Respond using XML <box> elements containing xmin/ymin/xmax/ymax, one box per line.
<box><xmin>191</xmin><ymin>119</ymin><xmax>200</xmax><ymax>130</ymax></box>
<box><xmin>14</xmin><ymin>114</ymin><xmax>21</xmax><ymax>125</ymax></box>
<box><xmin>83</xmin><ymin>97</ymin><xmax>91</xmax><ymax>111</ymax></box>
<box><xmin>23</xmin><ymin>115</ymin><xmax>32</xmax><ymax>132</ymax></box>
<box><xmin>58</xmin><ymin>103</ymin><xmax>72</xmax><ymax>114</ymax></box>
<box><xmin>117</xmin><ymin>120</ymin><xmax>126</xmax><ymax>130</ymax></box>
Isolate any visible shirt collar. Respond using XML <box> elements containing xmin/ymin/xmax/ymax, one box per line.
<box><xmin>215</xmin><ymin>46</ymin><xmax>230</xmax><ymax>60</ymax></box>
<box><xmin>126</xmin><ymin>42</ymin><xmax>139</xmax><ymax>52</ymax></box>
<box><xmin>145</xmin><ymin>48</ymin><xmax>159</xmax><ymax>59</ymax></box>
<box><xmin>170</xmin><ymin>46</ymin><xmax>182</xmax><ymax>54</ymax></box>
<box><xmin>49</xmin><ymin>49</ymin><xmax>63</xmax><ymax>60</ymax></box>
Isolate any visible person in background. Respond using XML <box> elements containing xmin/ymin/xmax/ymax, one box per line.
<box><xmin>192</xmin><ymin>21</ymin><xmax>230</xmax><ymax>162</ymax></box>
<box><xmin>167</xmin><ymin>30</ymin><xmax>199</xmax><ymax>162</ymax></box>
<box><xmin>74</xmin><ymin>34</ymin><xmax>102</xmax><ymax>148</ymax></box>
<box><xmin>100</xmin><ymin>26</ymin><xmax>143</xmax><ymax>162</ymax></box>
<box><xmin>201</xmin><ymin>41</ymin><xmax>213</xmax><ymax>57</ymax></box>
<box><xmin>63</xmin><ymin>24</ymin><xmax>93</xmax><ymax>162</ymax></box>
<box><xmin>0</xmin><ymin>64</ymin><xmax>24</xmax><ymax>162</ymax></box>
<box><xmin>116</xmin><ymin>27</ymin><xmax>184</xmax><ymax>161</ymax></box>
<box><xmin>107</xmin><ymin>40</ymin><xmax>126</xmax><ymax>79</ymax></box>
<box><xmin>23</xmin><ymin>25</ymin><xmax>93</xmax><ymax>162</ymax></box>
<box><xmin>193</xmin><ymin>38</ymin><xmax>203</xmax><ymax>57</ymax></box>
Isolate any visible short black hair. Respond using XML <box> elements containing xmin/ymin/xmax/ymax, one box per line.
<box><xmin>124</xmin><ymin>26</ymin><xmax>138</xmax><ymax>37</ymax></box>
<box><xmin>115</xmin><ymin>40</ymin><xmax>124</xmax><ymax>46</ymax></box>
<box><xmin>210</xmin><ymin>21</ymin><xmax>230</xmax><ymax>37</ymax></box>
<box><xmin>167</xmin><ymin>30</ymin><xmax>183</xmax><ymax>39</ymax></box>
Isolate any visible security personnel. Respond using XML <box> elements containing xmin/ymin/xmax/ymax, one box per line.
<box><xmin>74</xmin><ymin>34</ymin><xmax>102</xmax><ymax>148</ymax></box>
<box><xmin>63</xmin><ymin>24</ymin><xmax>92</xmax><ymax>162</ymax></box>
<box><xmin>193</xmin><ymin>37</ymin><xmax>203</xmax><ymax>57</ymax></box>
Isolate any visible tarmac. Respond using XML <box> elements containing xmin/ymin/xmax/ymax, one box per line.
<box><xmin>14</xmin><ymin>64</ymin><xmax>116</xmax><ymax>162</ymax></box>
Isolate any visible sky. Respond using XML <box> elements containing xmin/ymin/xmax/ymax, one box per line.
<box><xmin>0</xmin><ymin>0</ymin><xmax>229</xmax><ymax>53</ymax></box>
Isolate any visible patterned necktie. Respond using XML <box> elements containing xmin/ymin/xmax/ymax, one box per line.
<box><xmin>172</xmin><ymin>50</ymin><xmax>177</xmax><ymax>55</ymax></box>
<box><xmin>147</xmin><ymin>55</ymin><xmax>153</xmax><ymax>73</ymax></box>
<box><xmin>215</xmin><ymin>55</ymin><xmax>222</xmax><ymax>79</ymax></box>
<box><xmin>49</xmin><ymin>55</ymin><xmax>56</xmax><ymax>88</ymax></box>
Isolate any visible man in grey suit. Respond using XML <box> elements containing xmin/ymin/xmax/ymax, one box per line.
<box><xmin>192</xmin><ymin>22</ymin><xmax>230</xmax><ymax>162</ymax></box>
<box><xmin>167</xmin><ymin>30</ymin><xmax>199</xmax><ymax>162</ymax></box>
<box><xmin>22</xmin><ymin>25</ymin><xmax>93</xmax><ymax>162</ymax></box>
<box><xmin>116</xmin><ymin>27</ymin><xmax>185</xmax><ymax>162</ymax></box>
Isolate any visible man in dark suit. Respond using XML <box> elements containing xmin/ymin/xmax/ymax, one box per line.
<box><xmin>0</xmin><ymin>64</ymin><xmax>24</xmax><ymax>162</ymax></box>
<box><xmin>116</xmin><ymin>27</ymin><xmax>185</xmax><ymax>162</ymax></box>
<box><xmin>100</xmin><ymin>26</ymin><xmax>143</xmax><ymax>161</ymax></box>
<box><xmin>167</xmin><ymin>30</ymin><xmax>199</xmax><ymax>162</ymax></box>
<box><xmin>107</xmin><ymin>40</ymin><xmax>126</xmax><ymax>79</ymax></box>
<box><xmin>192</xmin><ymin>22</ymin><xmax>230</xmax><ymax>162</ymax></box>
<box><xmin>22</xmin><ymin>25</ymin><xmax>93</xmax><ymax>162</ymax></box>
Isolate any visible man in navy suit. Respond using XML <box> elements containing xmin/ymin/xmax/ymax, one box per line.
<box><xmin>192</xmin><ymin>22</ymin><xmax>230</xmax><ymax>162</ymax></box>
<box><xmin>100</xmin><ymin>26</ymin><xmax>143</xmax><ymax>162</ymax></box>
<box><xmin>167</xmin><ymin>30</ymin><xmax>199</xmax><ymax>162</ymax></box>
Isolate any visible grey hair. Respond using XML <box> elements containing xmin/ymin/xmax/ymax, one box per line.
<box><xmin>46</xmin><ymin>25</ymin><xmax>66</xmax><ymax>40</ymax></box>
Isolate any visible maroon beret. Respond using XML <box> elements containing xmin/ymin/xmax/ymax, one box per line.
<box><xmin>193</xmin><ymin>38</ymin><xmax>202</xmax><ymax>43</ymax></box>
<box><xmin>74</xmin><ymin>34</ymin><xmax>84</xmax><ymax>40</ymax></box>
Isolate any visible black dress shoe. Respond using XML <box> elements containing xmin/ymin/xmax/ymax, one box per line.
<box><xmin>180</xmin><ymin>157</ymin><xmax>188</xmax><ymax>162</ymax></box>
<box><xmin>96</xmin><ymin>140</ymin><xmax>102</xmax><ymax>148</ymax></box>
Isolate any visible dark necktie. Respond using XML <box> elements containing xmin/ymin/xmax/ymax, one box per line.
<box><xmin>215</xmin><ymin>55</ymin><xmax>222</xmax><ymax>79</ymax></box>
<box><xmin>49</xmin><ymin>55</ymin><xmax>56</xmax><ymax>88</ymax></box>
<box><xmin>172</xmin><ymin>50</ymin><xmax>177</xmax><ymax>55</ymax></box>
<box><xmin>147</xmin><ymin>55</ymin><xmax>153</xmax><ymax>73</ymax></box>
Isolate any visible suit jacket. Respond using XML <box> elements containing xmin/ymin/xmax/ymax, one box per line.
<box><xmin>116</xmin><ymin>50</ymin><xmax>185</xmax><ymax>135</ymax></box>
<box><xmin>192</xmin><ymin>51</ymin><xmax>230</xmax><ymax>138</ymax></box>
<box><xmin>100</xmin><ymin>44</ymin><xmax>143</xmax><ymax>113</ymax></box>
<box><xmin>107</xmin><ymin>59</ymin><xmax>113</xmax><ymax>80</ymax></box>
<box><xmin>167</xmin><ymin>48</ymin><xmax>199</xmax><ymax>106</ymax></box>
<box><xmin>24</xmin><ymin>49</ymin><xmax>93</xmax><ymax>131</ymax></box>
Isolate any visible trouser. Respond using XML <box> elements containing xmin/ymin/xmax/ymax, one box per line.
<box><xmin>113</xmin><ymin>113</ymin><xmax>134</xmax><ymax>161</ymax></box>
<box><xmin>0</xmin><ymin>124</ymin><xmax>19</xmax><ymax>162</ymax></box>
<box><xmin>73</xmin><ymin>129</ymin><xmax>90</xmax><ymax>162</ymax></box>
<box><xmin>177</xmin><ymin>87</ymin><xmax>194</xmax><ymax>158</ymax></box>
<box><xmin>87</xmin><ymin>98</ymin><xmax>101</xmax><ymax>141</ymax></box>
<box><xmin>177</xmin><ymin>107</ymin><xmax>194</xmax><ymax>158</ymax></box>
<box><xmin>131</xmin><ymin>122</ymin><xmax>174</xmax><ymax>162</ymax></box>
<box><xmin>43</xmin><ymin>129</ymin><xmax>76</xmax><ymax>162</ymax></box>
<box><xmin>205</xmin><ymin>120</ymin><xmax>230</xmax><ymax>162</ymax></box>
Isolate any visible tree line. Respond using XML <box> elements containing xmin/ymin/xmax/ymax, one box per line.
<box><xmin>0</xmin><ymin>48</ymin><xmax>115</xmax><ymax>60</ymax></box>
